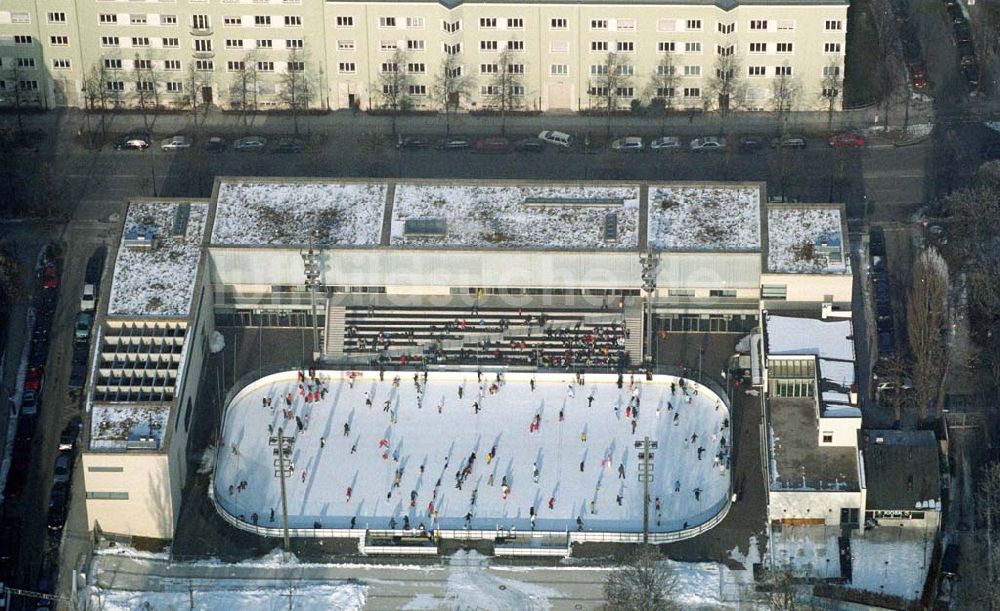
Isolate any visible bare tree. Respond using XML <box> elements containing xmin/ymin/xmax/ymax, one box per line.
<box><xmin>705</xmin><ymin>54</ymin><xmax>745</xmax><ymax>115</ymax></box>
<box><xmin>590</xmin><ymin>52</ymin><xmax>632</xmax><ymax>138</ymax></box>
<box><xmin>229</xmin><ymin>52</ymin><xmax>260</xmax><ymax>131</ymax></box>
<box><xmin>278</xmin><ymin>47</ymin><xmax>315</xmax><ymax>137</ymax></box>
<box><xmin>431</xmin><ymin>54</ymin><xmax>474</xmax><ymax>137</ymax></box>
<box><xmin>906</xmin><ymin>247</ymin><xmax>950</xmax><ymax>421</ymax></box>
<box><xmin>376</xmin><ymin>49</ymin><xmax>413</xmax><ymax>137</ymax></box>
<box><xmin>870</xmin><ymin>0</ymin><xmax>903</xmax><ymax>129</ymax></box>
<box><xmin>821</xmin><ymin>58</ymin><xmax>844</xmax><ymax>130</ymax></box>
<box><xmin>604</xmin><ymin>546</ymin><xmax>678</xmax><ymax>611</ymax></box>
<box><xmin>483</xmin><ymin>48</ymin><xmax>524</xmax><ymax>136</ymax></box>
<box><xmin>975</xmin><ymin>461</ymin><xmax>1000</xmax><ymax>611</ymax></box>
<box><xmin>770</xmin><ymin>67</ymin><xmax>800</xmax><ymax>135</ymax></box>
<box><xmin>131</xmin><ymin>53</ymin><xmax>160</xmax><ymax>132</ymax></box>
<box><xmin>878</xmin><ymin>355</ymin><xmax>910</xmax><ymax>423</ymax></box>
<box><xmin>758</xmin><ymin>569</ymin><xmax>800</xmax><ymax>611</ymax></box>
<box><xmin>0</xmin><ymin>248</ymin><xmax>26</xmax><ymax>308</ymax></box>
<box><xmin>3</xmin><ymin>62</ymin><xmax>38</xmax><ymax>136</ymax></box>
<box><xmin>646</xmin><ymin>52</ymin><xmax>679</xmax><ymax>136</ymax></box>
<box><xmin>184</xmin><ymin>63</ymin><xmax>207</xmax><ymax>131</ymax></box>
<box><xmin>82</xmin><ymin>64</ymin><xmax>111</xmax><ymax>143</ymax></box>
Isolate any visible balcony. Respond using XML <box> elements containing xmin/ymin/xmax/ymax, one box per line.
<box><xmin>190</xmin><ymin>26</ymin><xmax>213</xmax><ymax>36</ymax></box>
<box><xmin>192</xmin><ymin>50</ymin><xmax>215</xmax><ymax>59</ymax></box>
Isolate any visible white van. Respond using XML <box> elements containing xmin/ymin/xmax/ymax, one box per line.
<box><xmin>538</xmin><ymin>130</ymin><xmax>573</xmax><ymax>147</ymax></box>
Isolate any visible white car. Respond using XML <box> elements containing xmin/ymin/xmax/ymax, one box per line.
<box><xmin>690</xmin><ymin>136</ymin><xmax>726</xmax><ymax>151</ymax></box>
<box><xmin>538</xmin><ymin>130</ymin><xmax>573</xmax><ymax>147</ymax></box>
<box><xmin>650</xmin><ymin>136</ymin><xmax>682</xmax><ymax>150</ymax></box>
<box><xmin>611</xmin><ymin>136</ymin><xmax>644</xmax><ymax>152</ymax></box>
<box><xmin>160</xmin><ymin>135</ymin><xmax>192</xmax><ymax>151</ymax></box>
<box><xmin>80</xmin><ymin>283</ymin><xmax>96</xmax><ymax>311</ymax></box>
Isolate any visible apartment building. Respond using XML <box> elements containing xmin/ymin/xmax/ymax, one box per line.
<box><xmin>1</xmin><ymin>0</ymin><xmax>847</xmax><ymax>114</ymax></box>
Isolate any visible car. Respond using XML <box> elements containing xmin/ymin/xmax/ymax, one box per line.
<box><xmin>870</xmin><ymin>227</ymin><xmax>886</xmax><ymax>257</ymax></box>
<box><xmin>273</xmin><ymin>138</ymin><xmax>304</xmax><ymax>153</ymax></box>
<box><xmin>474</xmin><ymin>137</ymin><xmax>511</xmax><ymax>153</ymax></box>
<box><xmin>738</xmin><ymin>137</ymin><xmax>765</xmax><ymax>153</ymax></box>
<box><xmin>981</xmin><ymin>142</ymin><xmax>1000</xmax><ymax>160</ymax></box>
<box><xmin>911</xmin><ymin>72</ymin><xmax>929</xmax><ymax>90</ymax></box>
<box><xmin>772</xmin><ymin>135</ymin><xmax>808</xmax><ymax>149</ymax></box>
<box><xmin>160</xmin><ymin>135</ymin><xmax>191</xmax><ymax>151</ymax></box>
<box><xmin>25</xmin><ymin>367</ymin><xmax>43</xmax><ymax>392</ymax></box>
<box><xmin>72</xmin><ymin>342</ymin><xmax>89</xmax><ymax>366</ymax></box>
<box><xmin>878</xmin><ymin>331</ymin><xmax>895</xmax><ymax>356</ymax></box>
<box><xmin>52</xmin><ymin>454</ymin><xmax>72</xmax><ymax>485</ymax></box>
<box><xmin>85</xmin><ymin>247</ymin><xmax>106</xmax><ymax>286</ymax></box>
<box><xmin>74</xmin><ymin>311</ymin><xmax>93</xmax><ymax>341</ymax></box>
<box><xmin>611</xmin><ymin>136</ymin><xmax>644</xmax><ymax>152</ymax></box>
<box><xmin>650</xmin><ymin>136</ymin><xmax>682</xmax><ymax>150</ymax></box>
<box><xmin>689</xmin><ymin>136</ymin><xmax>726</xmax><ymax>150</ymax></box>
<box><xmin>115</xmin><ymin>135</ymin><xmax>150</xmax><ymax>151</ymax></box>
<box><xmin>21</xmin><ymin>390</ymin><xmax>38</xmax><ymax>417</ymax></box>
<box><xmin>513</xmin><ymin>137</ymin><xmax>544</xmax><ymax>152</ymax></box>
<box><xmin>28</xmin><ymin>341</ymin><xmax>47</xmax><ymax>369</ymax></box>
<box><xmin>396</xmin><ymin>136</ymin><xmax>429</xmax><ymax>150</ymax></box>
<box><xmin>59</xmin><ymin>417</ymin><xmax>82</xmax><ymax>452</ymax></box>
<box><xmin>69</xmin><ymin>363</ymin><xmax>86</xmax><ymax>390</ymax></box>
<box><xmin>40</xmin><ymin>263</ymin><xmax>58</xmax><ymax>289</ymax></box>
<box><xmin>80</xmin><ymin>283</ymin><xmax>96</xmax><ymax>311</ymax></box>
<box><xmin>47</xmin><ymin>483</ymin><xmax>68</xmax><ymax>531</ymax></box>
<box><xmin>877</xmin><ymin>379</ymin><xmax>914</xmax><ymax>395</ymax></box>
<box><xmin>954</xmin><ymin>21</ymin><xmax>972</xmax><ymax>43</ymax></box>
<box><xmin>941</xmin><ymin>544</ymin><xmax>960</xmax><ymax>580</ymax></box>
<box><xmin>436</xmin><ymin>138</ymin><xmax>471</xmax><ymax>151</ymax></box>
<box><xmin>828</xmin><ymin>133</ymin><xmax>866</xmax><ymax>148</ymax></box>
<box><xmin>538</xmin><ymin>130</ymin><xmax>574</xmax><ymax>147</ymax></box>
<box><xmin>962</xmin><ymin>63</ymin><xmax>980</xmax><ymax>86</ymax></box>
<box><xmin>233</xmin><ymin>136</ymin><xmax>267</xmax><ymax>150</ymax></box>
<box><xmin>205</xmin><ymin>136</ymin><xmax>227</xmax><ymax>152</ymax></box>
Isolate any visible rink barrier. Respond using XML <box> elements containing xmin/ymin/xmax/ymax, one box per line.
<box><xmin>211</xmin><ymin>368</ymin><xmax>734</xmax><ymax>554</ymax></box>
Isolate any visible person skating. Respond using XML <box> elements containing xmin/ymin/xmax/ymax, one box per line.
<box><xmin>269</xmin><ymin>507</ymin><xmax>275</xmax><ymax>522</ymax></box>
<box><xmin>320</xmin><ymin>436</ymin><xmax>326</xmax><ymax>449</ymax></box>
<box><xmin>697</xmin><ymin>446</ymin><xmax>705</xmax><ymax>460</ymax></box>
<box><xmin>576</xmin><ymin>516</ymin><xmax>584</xmax><ymax>531</ymax></box>
<box><xmin>618</xmin><ymin>463</ymin><xmax>626</xmax><ymax>479</ymax></box>
<box><xmin>346</xmin><ymin>486</ymin><xmax>353</xmax><ymax>502</ymax></box>
<box><xmin>343</xmin><ymin>422</ymin><xmax>351</xmax><ymax>436</ymax></box>
<box><xmin>383</xmin><ymin>400</ymin><xmax>391</xmax><ymax>412</ymax></box>
<box><xmin>694</xmin><ymin>487</ymin><xmax>702</xmax><ymax>501</ymax></box>
<box><xmin>548</xmin><ymin>496</ymin><xmax>555</xmax><ymax>510</ymax></box>
<box><xmin>616</xmin><ymin>494</ymin><xmax>623</xmax><ymax>506</ymax></box>
<box><xmin>532</xmin><ymin>462</ymin><xmax>539</xmax><ymax>483</ymax></box>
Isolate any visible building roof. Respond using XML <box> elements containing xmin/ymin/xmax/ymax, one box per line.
<box><xmin>389</xmin><ymin>183</ymin><xmax>640</xmax><ymax>249</ymax></box>
<box><xmin>648</xmin><ymin>185</ymin><xmax>761</xmax><ymax>252</ymax></box>
<box><xmin>766</xmin><ymin>205</ymin><xmax>850</xmax><ymax>274</ymax></box>
<box><xmin>767</xmin><ymin>397</ymin><xmax>860</xmax><ymax>491</ymax></box>
<box><xmin>108</xmin><ymin>201</ymin><xmax>208</xmax><ymax>318</ymax></box>
<box><xmin>89</xmin><ymin>404</ymin><xmax>169</xmax><ymax>451</ymax></box>
<box><xmin>861</xmin><ymin>430</ymin><xmax>941</xmax><ymax>511</ymax></box>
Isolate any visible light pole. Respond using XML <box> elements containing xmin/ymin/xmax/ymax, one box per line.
<box><xmin>639</xmin><ymin>245</ymin><xmax>659</xmax><ymax>367</ymax></box>
<box><xmin>636</xmin><ymin>437</ymin><xmax>658</xmax><ymax>543</ymax></box>
<box><xmin>277</xmin><ymin>427</ymin><xmax>292</xmax><ymax>559</ymax></box>
<box><xmin>301</xmin><ymin>230</ymin><xmax>322</xmax><ymax>366</ymax></box>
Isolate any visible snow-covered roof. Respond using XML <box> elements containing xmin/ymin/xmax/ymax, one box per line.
<box><xmin>848</xmin><ymin>530</ymin><xmax>934</xmax><ymax>601</ymax></box>
<box><xmin>767</xmin><ymin>206</ymin><xmax>850</xmax><ymax>274</ymax></box>
<box><xmin>648</xmin><ymin>186</ymin><xmax>761</xmax><ymax>251</ymax></box>
<box><xmin>108</xmin><ymin>201</ymin><xmax>208</xmax><ymax>317</ymax></box>
<box><xmin>90</xmin><ymin>404</ymin><xmax>168</xmax><ymax>451</ymax></box>
<box><xmin>861</xmin><ymin>430</ymin><xmax>940</xmax><ymax>511</ymax></box>
<box><xmin>389</xmin><ymin>184</ymin><xmax>639</xmax><ymax>249</ymax></box>
<box><xmin>212</xmin><ymin>181</ymin><xmax>386</xmax><ymax>246</ymax></box>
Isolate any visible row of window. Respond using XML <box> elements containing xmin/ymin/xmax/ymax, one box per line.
<box><xmin>337</xmin><ymin>15</ymin><xmax>843</xmax><ymax>34</ymax></box>
<box><xmin>359</xmin><ymin>61</ymin><xmax>839</xmax><ymax>79</ymax></box>
<box><xmin>337</xmin><ymin>39</ymin><xmax>842</xmax><ymax>56</ymax></box>
<box><xmin>97</xmin><ymin>14</ymin><xmax>302</xmax><ymax>27</ymax></box>
<box><xmin>0</xmin><ymin>80</ymin><xmax>39</xmax><ymax>91</ymax></box>
<box><xmin>99</xmin><ymin>36</ymin><xmax>302</xmax><ymax>49</ymax></box>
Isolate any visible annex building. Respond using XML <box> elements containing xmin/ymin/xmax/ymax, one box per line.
<box><xmin>1</xmin><ymin>0</ymin><xmax>846</xmax><ymax>112</ymax></box>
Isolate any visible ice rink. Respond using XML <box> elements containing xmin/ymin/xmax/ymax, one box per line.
<box><xmin>214</xmin><ymin>370</ymin><xmax>731</xmax><ymax>534</ymax></box>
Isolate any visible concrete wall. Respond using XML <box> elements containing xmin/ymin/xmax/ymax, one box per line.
<box><xmin>761</xmin><ymin>272</ymin><xmax>853</xmax><ymax>304</ymax></box>
<box><xmin>81</xmin><ymin>451</ymin><xmax>174</xmax><ymax>540</ymax></box>
<box><xmin>818</xmin><ymin>416</ymin><xmax>861</xmax><ymax>447</ymax></box>
<box><xmin>769</xmin><ymin>489</ymin><xmax>865</xmax><ymax>525</ymax></box>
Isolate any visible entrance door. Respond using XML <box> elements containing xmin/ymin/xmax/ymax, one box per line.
<box><xmin>201</xmin><ymin>86</ymin><xmax>213</xmax><ymax>105</ymax></box>
<box><xmin>348</xmin><ymin>93</ymin><xmax>356</xmax><ymax>110</ymax></box>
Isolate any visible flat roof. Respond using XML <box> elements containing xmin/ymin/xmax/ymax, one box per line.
<box><xmin>861</xmin><ymin>430</ymin><xmax>940</xmax><ymax>511</ymax></box>
<box><xmin>766</xmin><ymin>206</ymin><xmax>850</xmax><ymax>274</ymax></box>
<box><xmin>389</xmin><ymin>183</ymin><xmax>640</xmax><ymax>249</ymax></box>
<box><xmin>212</xmin><ymin>180</ymin><xmax>386</xmax><ymax>246</ymax></box>
<box><xmin>90</xmin><ymin>404</ymin><xmax>169</xmax><ymax>451</ymax></box>
<box><xmin>648</xmin><ymin>185</ymin><xmax>761</xmax><ymax>252</ymax></box>
<box><xmin>768</xmin><ymin>397</ymin><xmax>859</xmax><ymax>491</ymax></box>
<box><xmin>107</xmin><ymin>201</ymin><xmax>208</xmax><ymax>318</ymax></box>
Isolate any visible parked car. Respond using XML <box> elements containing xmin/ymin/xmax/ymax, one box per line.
<box><xmin>52</xmin><ymin>454</ymin><xmax>72</xmax><ymax>485</ymax></box>
<box><xmin>869</xmin><ymin>227</ymin><xmax>886</xmax><ymax>257</ymax></box>
<box><xmin>538</xmin><ymin>130</ymin><xmax>573</xmax><ymax>147</ymax></box>
<box><xmin>205</xmin><ymin>137</ymin><xmax>226</xmax><ymax>152</ymax></box>
<box><xmin>771</xmin><ymin>135</ymin><xmax>808</xmax><ymax>149</ymax></box>
<box><xmin>941</xmin><ymin>544</ymin><xmax>960</xmax><ymax>579</ymax></box>
<box><xmin>962</xmin><ymin>63</ymin><xmax>980</xmax><ymax>86</ymax></box>
<box><xmin>650</xmin><ymin>136</ymin><xmax>682</xmax><ymax>150</ymax></box>
<box><xmin>878</xmin><ymin>331</ymin><xmax>895</xmax><ymax>356</ymax></box>
<box><xmin>954</xmin><ymin>21</ymin><xmax>972</xmax><ymax>43</ymax></box>
<box><xmin>69</xmin><ymin>363</ymin><xmax>86</xmax><ymax>391</ymax></box>
<box><xmin>74</xmin><ymin>311</ymin><xmax>93</xmax><ymax>341</ymax></box>
<box><xmin>59</xmin><ymin>417</ymin><xmax>82</xmax><ymax>453</ymax></box>
<box><xmin>828</xmin><ymin>133</ymin><xmax>866</xmax><ymax>148</ymax></box>
<box><xmin>513</xmin><ymin>137</ymin><xmax>544</xmax><ymax>152</ymax></box>
<box><xmin>29</xmin><ymin>341</ymin><xmax>47</xmax><ymax>368</ymax></box>
<box><xmin>475</xmin><ymin>137</ymin><xmax>511</xmax><ymax>153</ymax></box>
<box><xmin>25</xmin><ymin>367</ymin><xmax>43</xmax><ymax>392</ymax></box>
<box><xmin>80</xmin><ymin>283</ymin><xmax>96</xmax><ymax>311</ymax></box>
<box><xmin>738</xmin><ymin>137</ymin><xmax>765</xmax><ymax>153</ymax></box>
<box><xmin>160</xmin><ymin>135</ymin><xmax>192</xmax><ymax>151</ymax></box>
<box><xmin>611</xmin><ymin>136</ymin><xmax>644</xmax><ymax>152</ymax></box>
<box><xmin>233</xmin><ymin>136</ymin><xmax>267</xmax><ymax>150</ymax></box>
<box><xmin>396</xmin><ymin>136</ymin><xmax>429</xmax><ymax>150</ymax></box>
<box><xmin>273</xmin><ymin>138</ymin><xmax>304</xmax><ymax>153</ymax></box>
<box><xmin>689</xmin><ymin>136</ymin><xmax>726</xmax><ymax>150</ymax></box>
<box><xmin>47</xmin><ymin>483</ymin><xmax>68</xmax><ymax>532</ymax></box>
<box><xmin>85</xmin><ymin>247</ymin><xmax>106</xmax><ymax>286</ymax></box>
<box><xmin>72</xmin><ymin>342</ymin><xmax>89</xmax><ymax>366</ymax></box>
<box><xmin>115</xmin><ymin>135</ymin><xmax>150</xmax><ymax>151</ymax></box>
<box><xmin>435</xmin><ymin>138</ymin><xmax>471</xmax><ymax>151</ymax></box>
<box><xmin>21</xmin><ymin>390</ymin><xmax>38</xmax><ymax>417</ymax></box>
<box><xmin>41</xmin><ymin>263</ymin><xmax>58</xmax><ymax>289</ymax></box>
<box><xmin>981</xmin><ymin>142</ymin><xmax>1000</xmax><ymax>160</ymax></box>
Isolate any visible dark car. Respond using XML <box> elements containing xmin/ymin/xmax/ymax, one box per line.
<box><xmin>205</xmin><ymin>136</ymin><xmax>227</xmax><ymax>152</ymax></box>
<box><xmin>59</xmin><ymin>417</ymin><xmax>82</xmax><ymax>453</ymax></box>
<box><xmin>963</xmin><ymin>63</ymin><xmax>981</xmax><ymax>86</ymax></box>
<box><xmin>25</xmin><ymin>367</ymin><xmax>43</xmax><ymax>392</ymax></box>
<box><xmin>475</xmin><ymin>137</ymin><xmax>511</xmax><ymax>153</ymax></box>
<box><xmin>738</xmin><ymin>137</ymin><xmax>765</xmax><ymax>153</ymax></box>
<box><xmin>941</xmin><ymin>544</ymin><xmax>960</xmax><ymax>579</ymax></box>
<box><xmin>47</xmin><ymin>483</ymin><xmax>69</xmax><ymax>532</ymax></box>
<box><xmin>85</xmin><ymin>247</ymin><xmax>106</xmax><ymax>286</ymax></box>
<box><xmin>6</xmin><ymin>439</ymin><xmax>32</xmax><ymax>497</ymax></box>
<box><xmin>396</xmin><ymin>137</ymin><xmax>429</xmax><ymax>150</ymax></box>
<box><xmin>72</xmin><ymin>342</ymin><xmax>89</xmax><ymax>365</ymax></box>
<box><xmin>29</xmin><ymin>341</ymin><xmax>47</xmax><ymax>368</ymax></box>
<box><xmin>69</xmin><ymin>363</ymin><xmax>87</xmax><ymax>390</ymax></box>
<box><xmin>514</xmin><ymin>138</ymin><xmax>544</xmax><ymax>152</ymax></box>
<box><xmin>879</xmin><ymin>332</ymin><xmax>895</xmax><ymax>357</ymax></box>
<box><xmin>115</xmin><ymin>134</ymin><xmax>151</xmax><ymax>151</ymax></box>
<box><xmin>436</xmin><ymin>138</ymin><xmax>471</xmax><ymax>151</ymax></box>
<box><xmin>869</xmin><ymin>227</ymin><xmax>886</xmax><ymax>257</ymax></box>
<box><xmin>981</xmin><ymin>142</ymin><xmax>1000</xmax><ymax>161</ymax></box>
<box><xmin>273</xmin><ymin>138</ymin><xmax>304</xmax><ymax>153</ymax></box>
<box><xmin>954</xmin><ymin>21</ymin><xmax>972</xmax><ymax>43</ymax></box>
<box><xmin>771</xmin><ymin>135</ymin><xmax>808</xmax><ymax>149</ymax></box>
<box><xmin>40</xmin><ymin>263</ymin><xmax>58</xmax><ymax>289</ymax></box>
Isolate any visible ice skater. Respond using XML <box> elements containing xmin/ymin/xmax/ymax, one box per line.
<box><xmin>548</xmin><ymin>496</ymin><xmax>555</xmax><ymax>510</ymax></box>
<box><xmin>618</xmin><ymin>463</ymin><xmax>626</xmax><ymax>479</ymax></box>
<box><xmin>693</xmin><ymin>488</ymin><xmax>702</xmax><ymax>501</ymax></box>
<box><xmin>532</xmin><ymin>462</ymin><xmax>539</xmax><ymax>483</ymax></box>
<box><xmin>343</xmin><ymin>422</ymin><xmax>351</xmax><ymax>436</ymax></box>
<box><xmin>320</xmin><ymin>436</ymin><xmax>326</xmax><ymax>449</ymax></box>
<box><xmin>697</xmin><ymin>446</ymin><xmax>705</xmax><ymax>460</ymax></box>
<box><xmin>346</xmin><ymin>486</ymin><xmax>353</xmax><ymax>502</ymax></box>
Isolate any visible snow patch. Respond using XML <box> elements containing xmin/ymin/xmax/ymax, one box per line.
<box><xmin>649</xmin><ymin>186</ymin><xmax>761</xmax><ymax>251</ymax></box>
<box><xmin>88</xmin><ymin>581</ymin><xmax>367</xmax><ymax>610</ymax></box>
<box><xmin>90</xmin><ymin>404</ymin><xmax>169</xmax><ymax>451</ymax></box>
<box><xmin>848</xmin><ymin>529</ymin><xmax>933</xmax><ymax>600</ymax></box>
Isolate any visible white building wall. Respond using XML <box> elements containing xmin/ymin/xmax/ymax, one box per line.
<box><xmin>769</xmin><ymin>489</ymin><xmax>865</xmax><ymax>525</ymax></box>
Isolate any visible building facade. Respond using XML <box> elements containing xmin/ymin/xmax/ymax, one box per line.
<box><xmin>1</xmin><ymin>0</ymin><xmax>847</xmax><ymax>112</ymax></box>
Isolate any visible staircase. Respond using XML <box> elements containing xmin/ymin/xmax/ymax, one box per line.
<box><xmin>325</xmin><ymin>305</ymin><xmax>346</xmax><ymax>357</ymax></box>
<box><xmin>624</xmin><ymin>315</ymin><xmax>643</xmax><ymax>361</ymax></box>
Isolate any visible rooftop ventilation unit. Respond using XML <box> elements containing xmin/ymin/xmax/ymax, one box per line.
<box><xmin>603</xmin><ymin>212</ymin><xmax>618</xmax><ymax>242</ymax></box>
<box><xmin>403</xmin><ymin>217</ymin><xmax>448</xmax><ymax>237</ymax></box>
<box><xmin>171</xmin><ymin>202</ymin><xmax>191</xmax><ymax>237</ymax></box>
<box><xmin>123</xmin><ymin>225</ymin><xmax>159</xmax><ymax>250</ymax></box>
<box><xmin>522</xmin><ymin>197</ymin><xmax>623</xmax><ymax>208</ymax></box>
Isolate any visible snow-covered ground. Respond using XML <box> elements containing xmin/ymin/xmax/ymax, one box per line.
<box><xmin>768</xmin><ymin>526</ymin><xmax>842</xmax><ymax>580</ymax></box>
<box><xmin>90</xmin><ymin>582</ymin><xmax>367</xmax><ymax>611</ymax></box>
<box><xmin>390</xmin><ymin>184</ymin><xmax>639</xmax><ymax>249</ymax></box>
<box><xmin>212</xmin><ymin>181</ymin><xmax>386</xmax><ymax>246</ymax></box>
<box><xmin>848</xmin><ymin>528</ymin><xmax>934</xmax><ymax>600</ymax></box>
<box><xmin>766</xmin><ymin>206</ymin><xmax>850</xmax><ymax>274</ymax></box>
<box><xmin>215</xmin><ymin>370</ymin><xmax>731</xmax><ymax>534</ymax></box>
<box><xmin>90</xmin><ymin>404</ymin><xmax>169</xmax><ymax>450</ymax></box>
<box><xmin>108</xmin><ymin>201</ymin><xmax>208</xmax><ymax>317</ymax></box>
<box><xmin>648</xmin><ymin>186</ymin><xmax>761</xmax><ymax>251</ymax></box>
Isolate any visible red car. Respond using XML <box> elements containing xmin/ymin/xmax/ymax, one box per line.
<box><xmin>41</xmin><ymin>263</ymin><xmax>58</xmax><ymax>289</ymax></box>
<box><xmin>25</xmin><ymin>367</ymin><xmax>43</xmax><ymax>391</ymax></box>
<box><xmin>827</xmin><ymin>133</ymin><xmax>866</xmax><ymax>148</ymax></box>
